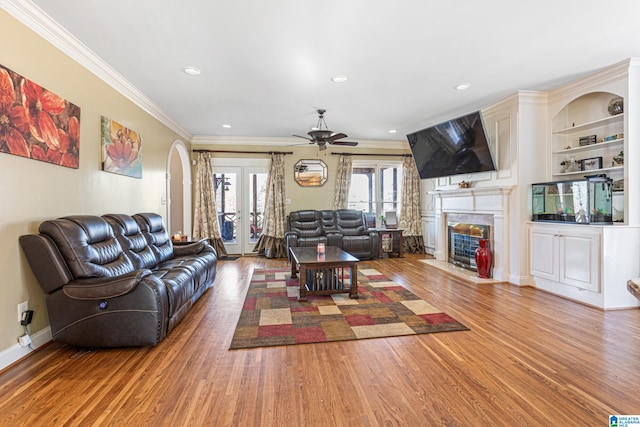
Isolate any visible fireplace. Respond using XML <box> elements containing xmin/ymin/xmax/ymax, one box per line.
<box><xmin>447</xmin><ymin>220</ymin><xmax>492</xmax><ymax>271</ymax></box>
<box><xmin>430</xmin><ymin>186</ymin><xmax>512</xmax><ymax>281</ymax></box>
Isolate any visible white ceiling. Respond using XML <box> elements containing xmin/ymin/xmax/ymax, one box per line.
<box><xmin>9</xmin><ymin>0</ymin><xmax>640</xmax><ymax>145</ymax></box>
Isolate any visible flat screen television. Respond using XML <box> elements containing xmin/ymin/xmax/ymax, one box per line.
<box><xmin>407</xmin><ymin>111</ymin><xmax>496</xmax><ymax>180</ymax></box>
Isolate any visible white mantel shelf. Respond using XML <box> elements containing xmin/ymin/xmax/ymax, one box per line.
<box><xmin>428</xmin><ymin>186</ymin><xmax>513</xmax><ymax>198</ymax></box>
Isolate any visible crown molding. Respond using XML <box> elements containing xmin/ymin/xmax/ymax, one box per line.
<box><xmin>191</xmin><ymin>135</ymin><xmax>410</xmax><ymax>150</ymax></box>
<box><xmin>0</xmin><ymin>0</ymin><xmax>192</xmax><ymax>140</ymax></box>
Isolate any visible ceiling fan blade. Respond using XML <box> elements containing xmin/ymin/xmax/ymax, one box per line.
<box><xmin>327</xmin><ymin>132</ymin><xmax>348</xmax><ymax>142</ymax></box>
<box><xmin>331</xmin><ymin>141</ymin><xmax>359</xmax><ymax>146</ymax></box>
<box><xmin>293</xmin><ymin>134</ymin><xmax>313</xmax><ymax>141</ymax></box>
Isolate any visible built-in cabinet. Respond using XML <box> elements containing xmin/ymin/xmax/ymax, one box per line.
<box><xmin>528</xmin><ymin>58</ymin><xmax>640</xmax><ymax>309</ymax></box>
<box><xmin>530</xmin><ymin>224</ymin><xmax>600</xmax><ymax>293</ymax></box>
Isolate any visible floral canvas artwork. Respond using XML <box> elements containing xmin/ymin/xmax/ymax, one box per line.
<box><xmin>101</xmin><ymin>116</ymin><xmax>142</xmax><ymax>178</ymax></box>
<box><xmin>0</xmin><ymin>64</ymin><xmax>80</xmax><ymax>168</ymax></box>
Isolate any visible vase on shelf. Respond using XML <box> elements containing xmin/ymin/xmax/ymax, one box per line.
<box><xmin>474</xmin><ymin>239</ymin><xmax>492</xmax><ymax>279</ymax></box>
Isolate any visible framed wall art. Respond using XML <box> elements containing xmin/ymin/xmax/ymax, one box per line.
<box><xmin>101</xmin><ymin>116</ymin><xmax>142</xmax><ymax>178</ymax></box>
<box><xmin>0</xmin><ymin>64</ymin><xmax>80</xmax><ymax>168</ymax></box>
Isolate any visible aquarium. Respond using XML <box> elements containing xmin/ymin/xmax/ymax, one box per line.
<box><xmin>532</xmin><ymin>177</ymin><xmax>613</xmax><ymax>224</ymax></box>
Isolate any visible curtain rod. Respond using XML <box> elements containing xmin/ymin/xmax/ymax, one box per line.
<box><xmin>193</xmin><ymin>149</ymin><xmax>293</xmax><ymax>155</ymax></box>
<box><xmin>330</xmin><ymin>152</ymin><xmax>412</xmax><ymax>157</ymax></box>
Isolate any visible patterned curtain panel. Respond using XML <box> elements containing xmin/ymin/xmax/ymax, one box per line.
<box><xmin>332</xmin><ymin>154</ymin><xmax>353</xmax><ymax>210</ymax></box>
<box><xmin>399</xmin><ymin>155</ymin><xmax>425</xmax><ymax>254</ymax></box>
<box><xmin>254</xmin><ymin>153</ymin><xmax>287</xmax><ymax>258</ymax></box>
<box><xmin>192</xmin><ymin>152</ymin><xmax>227</xmax><ymax>257</ymax></box>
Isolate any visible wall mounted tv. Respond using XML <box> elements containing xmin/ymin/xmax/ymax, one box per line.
<box><xmin>407</xmin><ymin>111</ymin><xmax>496</xmax><ymax>180</ymax></box>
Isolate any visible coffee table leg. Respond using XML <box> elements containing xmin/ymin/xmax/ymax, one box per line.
<box><xmin>349</xmin><ymin>264</ymin><xmax>359</xmax><ymax>299</ymax></box>
<box><xmin>298</xmin><ymin>265</ymin><xmax>307</xmax><ymax>302</ymax></box>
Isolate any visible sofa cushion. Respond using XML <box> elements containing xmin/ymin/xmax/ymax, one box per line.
<box><xmin>288</xmin><ymin>210</ymin><xmax>323</xmax><ymax>238</ymax></box>
<box><xmin>104</xmin><ymin>214</ymin><xmax>157</xmax><ymax>269</ymax></box>
<box><xmin>336</xmin><ymin>209</ymin><xmax>367</xmax><ymax>236</ymax></box>
<box><xmin>39</xmin><ymin>216</ymin><xmax>134</xmax><ymax>279</ymax></box>
<box><xmin>133</xmin><ymin>212</ymin><xmax>174</xmax><ymax>263</ymax></box>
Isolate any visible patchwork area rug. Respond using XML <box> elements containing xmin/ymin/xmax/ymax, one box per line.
<box><xmin>229</xmin><ymin>267</ymin><xmax>468</xmax><ymax>349</ymax></box>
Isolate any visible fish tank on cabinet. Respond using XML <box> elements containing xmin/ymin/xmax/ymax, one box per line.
<box><xmin>532</xmin><ymin>177</ymin><xmax>613</xmax><ymax>224</ymax></box>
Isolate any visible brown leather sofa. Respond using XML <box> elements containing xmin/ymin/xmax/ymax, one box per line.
<box><xmin>19</xmin><ymin>212</ymin><xmax>217</xmax><ymax>348</ymax></box>
<box><xmin>285</xmin><ymin>209</ymin><xmax>379</xmax><ymax>260</ymax></box>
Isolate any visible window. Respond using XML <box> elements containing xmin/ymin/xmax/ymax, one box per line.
<box><xmin>348</xmin><ymin>160</ymin><xmax>403</xmax><ymax>222</ymax></box>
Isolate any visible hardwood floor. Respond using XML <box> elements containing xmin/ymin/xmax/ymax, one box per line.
<box><xmin>1</xmin><ymin>254</ymin><xmax>638</xmax><ymax>426</ymax></box>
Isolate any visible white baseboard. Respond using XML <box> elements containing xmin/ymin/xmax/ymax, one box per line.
<box><xmin>0</xmin><ymin>327</ymin><xmax>52</xmax><ymax>372</ymax></box>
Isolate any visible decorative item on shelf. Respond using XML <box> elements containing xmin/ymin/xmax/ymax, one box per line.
<box><xmin>459</xmin><ymin>181</ymin><xmax>470</xmax><ymax>188</ymax></box>
<box><xmin>580</xmin><ymin>156</ymin><xmax>603</xmax><ymax>172</ymax></box>
<box><xmin>602</xmin><ymin>133</ymin><xmax>623</xmax><ymax>142</ymax></box>
<box><xmin>608</xmin><ymin>97</ymin><xmax>623</xmax><ymax>116</ymax></box>
<box><xmin>612</xmin><ymin>151</ymin><xmax>624</xmax><ymax>167</ymax></box>
<box><xmin>579</xmin><ymin>135</ymin><xmax>597</xmax><ymax>146</ymax></box>
<box><xmin>562</xmin><ymin>157</ymin><xmax>581</xmax><ymax>173</ymax></box>
<box><xmin>474</xmin><ymin>239</ymin><xmax>492</xmax><ymax>279</ymax></box>
<box><xmin>613</xmin><ymin>179</ymin><xmax>624</xmax><ymax>191</ymax></box>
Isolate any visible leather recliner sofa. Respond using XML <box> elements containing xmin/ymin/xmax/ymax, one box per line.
<box><xmin>19</xmin><ymin>212</ymin><xmax>217</xmax><ymax>348</ymax></box>
<box><xmin>285</xmin><ymin>209</ymin><xmax>379</xmax><ymax>260</ymax></box>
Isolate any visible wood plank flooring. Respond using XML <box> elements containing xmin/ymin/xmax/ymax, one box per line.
<box><xmin>0</xmin><ymin>254</ymin><xmax>638</xmax><ymax>426</ymax></box>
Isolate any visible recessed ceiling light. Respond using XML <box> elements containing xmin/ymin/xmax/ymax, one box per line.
<box><xmin>331</xmin><ymin>75</ymin><xmax>348</xmax><ymax>83</ymax></box>
<box><xmin>222</xmin><ymin>124</ymin><xmax>231</xmax><ymax>128</ymax></box>
<box><xmin>182</xmin><ymin>66</ymin><xmax>202</xmax><ymax>76</ymax></box>
<box><xmin>389</xmin><ymin>129</ymin><xmax>397</xmax><ymax>134</ymax></box>
<box><xmin>455</xmin><ymin>83</ymin><xmax>471</xmax><ymax>90</ymax></box>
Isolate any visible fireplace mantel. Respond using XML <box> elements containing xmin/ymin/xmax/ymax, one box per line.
<box><xmin>429</xmin><ymin>186</ymin><xmax>513</xmax><ymax>281</ymax></box>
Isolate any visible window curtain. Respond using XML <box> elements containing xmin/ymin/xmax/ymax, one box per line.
<box><xmin>332</xmin><ymin>154</ymin><xmax>353</xmax><ymax>209</ymax></box>
<box><xmin>192</xmin><ymin>152</ymin><xmax>228</xmax><ymax>257</ymax></box>
<box><xmin>254</xmin><ymin>153</ymin><xmax>287</xmax><ymax>258</ymax></box>
<box><xmin>399</xmin><ymin>156</ymin><xmax>425</xmax><ymax>253</ymax></box>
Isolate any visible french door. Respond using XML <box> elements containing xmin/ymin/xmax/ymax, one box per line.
<box><xmin>211</xmin><ymin>159</ymin><xmax>268</xmax><ymax>255</ymax></box>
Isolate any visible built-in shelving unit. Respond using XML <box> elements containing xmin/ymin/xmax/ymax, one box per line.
<box><xmin>551</xmin><ymin>92</ymin><xmax>624</xmax><ymax>182</ymax></box>
<box><xmin>530</xmin><ymin>62</ymin><xmax>640</xmax><ymax>310</ymax></box>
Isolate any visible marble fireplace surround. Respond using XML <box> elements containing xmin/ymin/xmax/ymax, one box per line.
<box><xmin>430</xmin><ymin>187</ymin><xmax>513</xmax><ymax>282</ymax></box>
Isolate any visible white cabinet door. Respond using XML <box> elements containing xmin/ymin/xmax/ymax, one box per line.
<box><xmin>530</xmin><ymin>225</ymin><xmax>601</xmax><ymax>293</ymax></box>
<box><xmin>559</xmin><ymin>231</ymin><xmax>600</xmax><ymax>292</ymax></box>
<box><xmin>530</xmin><ymin>227</ymin><xmax>558</xmax><ymax>280</ymax></box>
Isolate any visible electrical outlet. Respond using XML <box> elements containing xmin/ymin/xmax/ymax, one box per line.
<box><xmin>17</xmin><ymin>301</ymin><xmax>28</xmax><ymax>323</ymax></box>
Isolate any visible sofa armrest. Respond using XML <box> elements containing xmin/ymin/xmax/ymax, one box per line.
<box><xmin>326</xmin><ymin>232</ymin><xmax>342</xmax><ymax>248</ymax></box>
<box><xmin>368</xmin><ymin>230</ymin><xmax>380</xmax><ymax>258</ymax></box>
<box><xmin>173</xmin><ymin>239</ymin><xmax>210</xmax><ymax>257</ymax></box>
<box><xmin>63</xmin><ymin>269</ymin><xmax>153</xmax><ymax>300</ymax></box>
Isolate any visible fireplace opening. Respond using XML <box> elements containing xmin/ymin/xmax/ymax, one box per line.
<box><xmin>447</xmin><ymin>221</ymin><xmax>492</xmax><ymax>271</ymax></box>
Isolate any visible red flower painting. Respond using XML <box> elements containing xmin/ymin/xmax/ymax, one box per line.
<box><xmin>0</xmin><ymin>64</ymin><xmax>80</xmax><ymax>168</ymax></box>
<box><xmin>101</xmin><ymin>116</ymin><xmax>142</xmax><ymax>178</ymax></box>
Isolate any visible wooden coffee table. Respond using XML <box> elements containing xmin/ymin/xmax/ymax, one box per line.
<box><xmin>289</xmin><ymin>246</ymin><xmax>359</xmax><ymax>302</ymax></box>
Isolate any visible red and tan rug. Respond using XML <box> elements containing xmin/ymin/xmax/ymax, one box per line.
<box><xmin>229</xmin><ymin>267</ymin><xmax>468</xmax><ymax>349</ymax></box>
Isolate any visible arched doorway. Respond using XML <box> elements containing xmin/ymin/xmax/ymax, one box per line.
<box><xmin>167</xmin><ymin>140</ymin><xmax>192</xmax><ymax>237</ymax></box>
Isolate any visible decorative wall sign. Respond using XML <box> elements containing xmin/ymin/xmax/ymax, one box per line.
<box><xmin>0</xmin><ymin>64</ymin><xmax>80</xmax><ymax>168</ymax></box>
<box><xmin>101</xmin><ymin>116</ymin><xmax>142</xmax><ymax>178</ymax></box>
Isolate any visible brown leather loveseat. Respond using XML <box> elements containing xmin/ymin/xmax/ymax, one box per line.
<box><xmin>285</xmin><ymin>209</ymin><xmax>379</xmax><ymax>260</ymax></box>
<box><xmin>19</xmin><ymin>212</ymin><xmax>217</xmax><ymax>348</ymax></box>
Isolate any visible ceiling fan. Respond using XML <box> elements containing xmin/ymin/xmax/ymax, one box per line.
<box><xmin>293</xmin><ymin>109</ymin><xmax>359</xmax><ymax>151</ymax></box>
